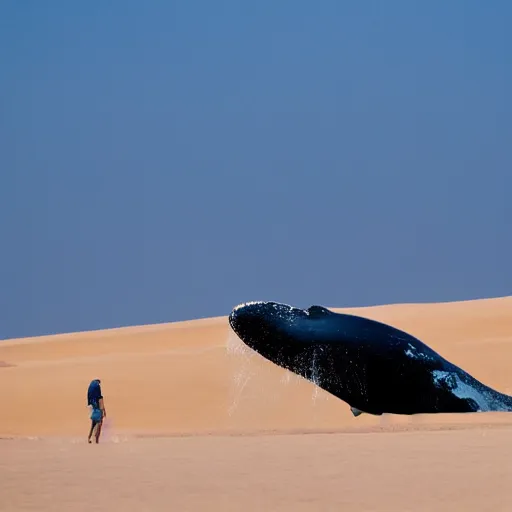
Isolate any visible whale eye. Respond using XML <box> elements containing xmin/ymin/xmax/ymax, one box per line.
<box><xmin>306</xmin><ymin>305</ymin><xmax>333</xmax><ymax>318</ymax></box>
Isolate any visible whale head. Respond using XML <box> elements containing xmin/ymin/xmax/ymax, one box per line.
<box><xmin>228</xmin><ymin>301</ymin><xmax>335</xmax><ymax>373</ymax></box>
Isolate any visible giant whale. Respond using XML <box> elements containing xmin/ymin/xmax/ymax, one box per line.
<box><xmin>228</xmin><ymin>301</ymin><xmax>512</xmax><ymax>416</ymax></box>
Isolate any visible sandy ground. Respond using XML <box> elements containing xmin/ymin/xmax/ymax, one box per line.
<box><xmin>1</xmin><ymin>296</ymin><xmax>512</xmax><ymax>511</ymax></box>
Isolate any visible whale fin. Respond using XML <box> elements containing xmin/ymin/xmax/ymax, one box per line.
<box><xmin>350</xmin><ymin>407</ymin><xmax>364</xmax><ymax>417</ymax></box>
<box><xmin>306</xmin><ymin>305</ymin><xmax>334</xmax><ymax>318</ymax></box>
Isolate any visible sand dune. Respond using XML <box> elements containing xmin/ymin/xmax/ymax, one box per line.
<box><xmin>1</xmin><ymin>296</ymin><xmax>512</xmax><ymax>438</ymax></box>
<box><xmin>2</xmin><ymin>297</ymin><xmax>512</xmax><ymax>511</ymax></box>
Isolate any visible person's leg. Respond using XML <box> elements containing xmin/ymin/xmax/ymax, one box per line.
<box><xmin>88</xmin><ymin>420</ymin><xmax>96</xmax><ymax>443</ymax></box>
<box><xmin>95</xmin><ymin>420</ymin><xmax>103</xmax><ymax>443</ymax></box>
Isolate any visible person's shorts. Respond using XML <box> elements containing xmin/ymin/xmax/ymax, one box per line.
<box><xmin>90</xmin><ymin>408</ymin><xmax>103</xmax><ymax>423</ymax></box>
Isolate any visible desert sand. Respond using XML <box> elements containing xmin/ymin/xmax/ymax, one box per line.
<box><xmin>1</xmin><ymin>297</ymin><xmax>512</xmax><ymax>511</ymax></box>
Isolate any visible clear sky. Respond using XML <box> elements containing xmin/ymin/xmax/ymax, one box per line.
<box><xmin>1</xmin><ymin>1</ymin><xmax>511</xmax><ymax>340</ymax></box>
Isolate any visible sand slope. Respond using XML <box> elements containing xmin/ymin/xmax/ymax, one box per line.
<box><xmin>2</xmin><ymin>297</ymin><xmax>512</xmax><ymax>511</ymax></box>
<box><xmin>1</xmin><ymin>296</ymin><xmax>512</xmax><ymax>437</ymax></box>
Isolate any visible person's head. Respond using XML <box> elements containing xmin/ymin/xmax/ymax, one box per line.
<box><xmin>87</xmin><ymin>379</ymin><xmax>102</xmax><ymax>405</ymax></box>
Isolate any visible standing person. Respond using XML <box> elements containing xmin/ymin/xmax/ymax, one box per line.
<box><xmin>87</xmin><ymin>379</ymin><xmax>107</xmax><ymax>444</ymax></box>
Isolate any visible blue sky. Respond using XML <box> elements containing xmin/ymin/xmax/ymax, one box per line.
<box><xmin>1</xmin><ymin>1</ymin><xmax>511</xmax><ymax>339</ymax></box>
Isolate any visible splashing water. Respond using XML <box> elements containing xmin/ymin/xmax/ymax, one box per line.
<box><xmin>100</xmin><ymin>417</ymin><xmax>114</xmax><ymax>441</ymax></box>
<box><xmin>226</xmin><ymin>331</ymin><xmax>257</xmax><ymax>416</ymax></box>
<box><xmin>280</xmin><ymin>371</ymin><xmax>291</xmax><ymax>385</ymax></box>
<box><xmin>97</xmin><ymin>418</ymin><xmax>130</xmax><ymax>443</ymax></box>
<box><xmin>310</xmin><ymin>349</ymin><xmax>321</xmax><ymax>405</ymax></box>
<box><xmin>226</xmin><ymin>329</ymin><xmax>251</xmax><ymax>358</ymax></box>
<box><xmin>226</xmin><ymin>330</ymin><xmax>300</xmax><ymax>415</ymax></box>
<box><xmin>305</xmin><ymin>348</ymin><xmax>330</xmax><ymax>407</ymax></box>
<box><xmin>226</xmin><ymin>331</ymin><xmax>330</xmax><ymax>421</ymax></box>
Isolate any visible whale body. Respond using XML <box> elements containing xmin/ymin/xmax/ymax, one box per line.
<box><xmin>228</xmin><ymin>301</ymin><xmax>512</xmax><ymax>416</ymax></box>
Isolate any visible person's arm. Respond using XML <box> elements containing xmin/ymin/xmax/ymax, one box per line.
<box><xmin>99</xmin><ymin>397</ymin><xmax>107</xmax><ymax>418</ymax></box>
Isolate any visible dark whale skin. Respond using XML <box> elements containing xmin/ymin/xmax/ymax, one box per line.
<box><xmin>228</xmin><ymin>301</ymin><xmax>512</xmax><ymax>416</ymax></box>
